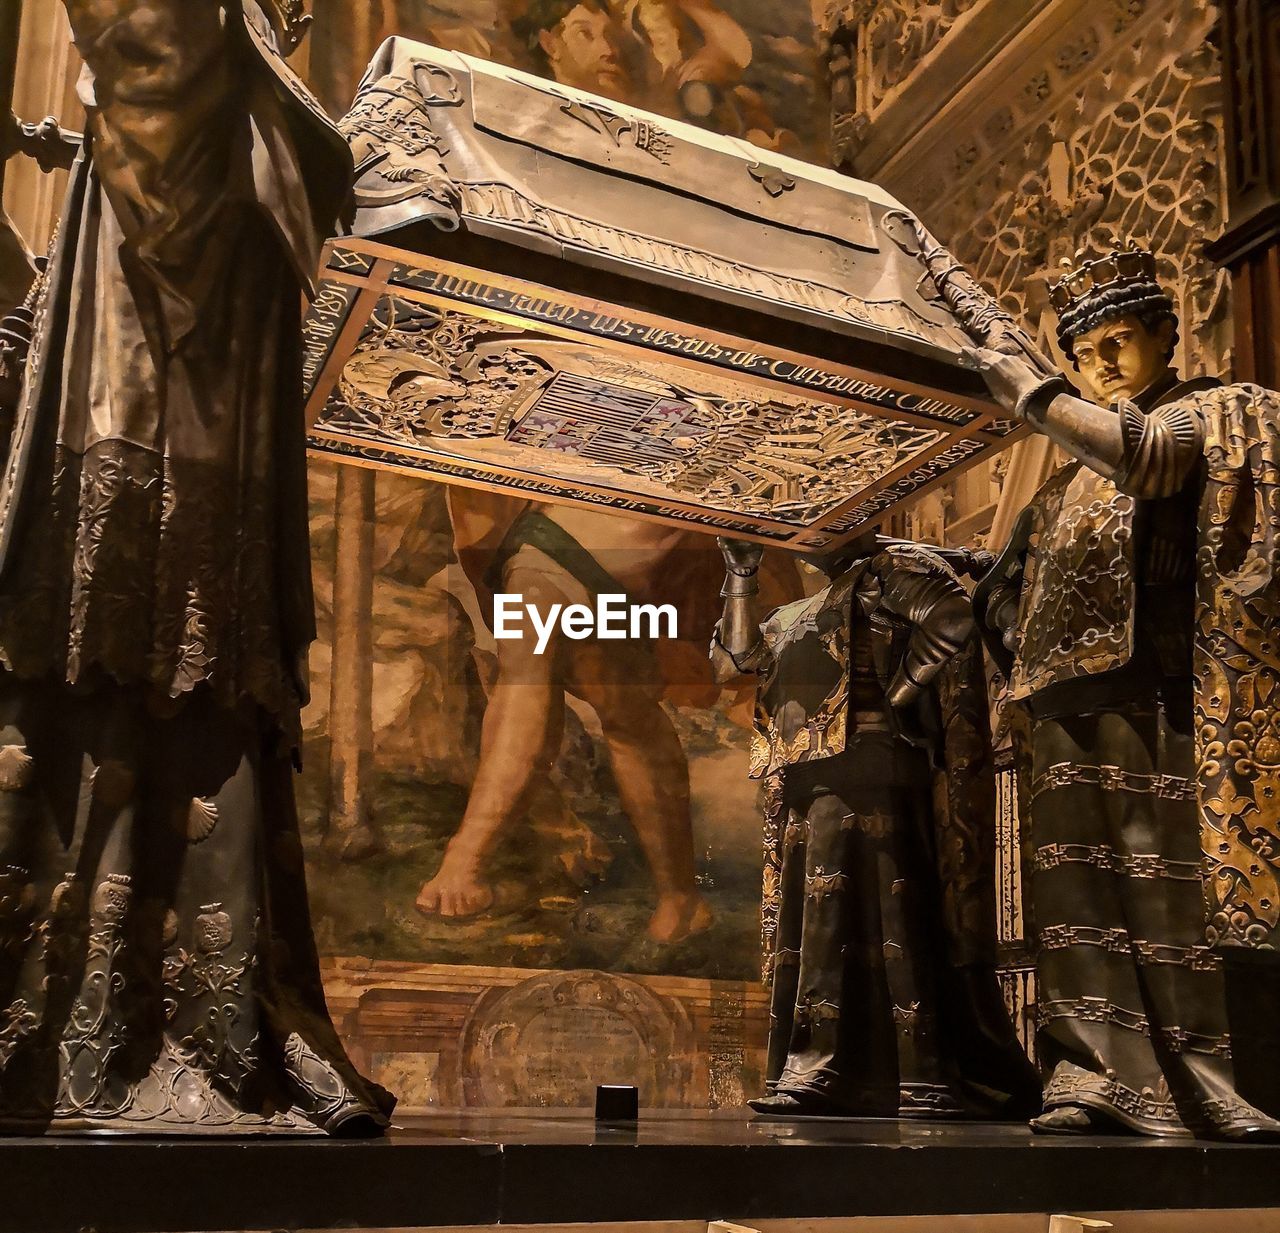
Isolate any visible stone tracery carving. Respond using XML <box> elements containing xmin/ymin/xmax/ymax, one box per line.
<box><xmin>828</xmin><ymin>0</ymin><xmax>1229</xmax><ymax>378</ymax></box>
<box><xmin>888</xmin><ymin>1</ymin><xmax>1227</xmax><ymax>377</ymax></box>
<box><xmin>825</xmin><ymin>0</ymin><xmax>1232</xmax><ymax>553</ymax></box>
<box><xmin>827</xmin><ymin>0</ymin><xmax>982</xmax><ymax>121</ymax></box>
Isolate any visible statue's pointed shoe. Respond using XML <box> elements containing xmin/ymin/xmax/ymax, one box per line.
<box><xmin>1030</xmin><ymin>1104</ymin><xmax>1122</xmax><ymax>1136</ymax></box>
<box><xmin>748</xmin><ymin>1091</ymin><xmax>849</xmax><ymax>1119</ymax></box>
<box><xmin>1202</xmin><ymin>1112</ymin><xmax>1280</xmax><ymax>1144</ymax></box>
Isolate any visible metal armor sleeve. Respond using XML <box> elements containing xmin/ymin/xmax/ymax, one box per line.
<box><xmin>880</xmin><ymin>559</ymin><xmax>975</xmax><ymax>706</ymax></box>
<box><xmin>982</xmin><ymin>579</ymin><xmax>1022</xmax><ymax>653</ymax></box>
<box><xmin>709</xmin><ymin>601</ymin><xmax>770</xmax><ymax>682</ymax></box>
<box><xmin>1114</xmin><ymin>399</ymin><xmax>1205</xmax><ymax>498</ymax></box>
<box><xmin>1024</xmin><ymin>389</ymin><xmax>1204</xmax><ymax>497</ymax></box>
<box><xmin>1022</xmin><ymin>390</ymin><xmax>1129</xmax><ymax>479</ymax></box>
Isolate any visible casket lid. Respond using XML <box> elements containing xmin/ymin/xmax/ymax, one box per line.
<box><xmin>343</xmin><ymin>39</ymin><xmax>974</xmax><ymax>370</ymax></box>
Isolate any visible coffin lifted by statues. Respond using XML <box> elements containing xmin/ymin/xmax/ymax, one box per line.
<box><xmin>301</xmin><ymin>38</ymin><xmax>1035</xmax><ymax>552</ymax></box>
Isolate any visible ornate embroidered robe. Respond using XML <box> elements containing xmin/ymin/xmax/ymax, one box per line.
<box><xmin>0</xmin><ymin>2</ymin><xmax>392</xmax><ymax>1135</ymax></box>
<box><xmin>988</xmin><ymin>378</ymin><xmax>1280</xmax><ymax>1136</ymax></box>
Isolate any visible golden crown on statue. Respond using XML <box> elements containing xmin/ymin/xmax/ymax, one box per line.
<box><xmin>1048</xmin><ymin>238</ymin><xmax>1161</xmax><ymax>315</ymax></box>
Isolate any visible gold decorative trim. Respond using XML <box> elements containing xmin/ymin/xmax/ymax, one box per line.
<box><xmin>1031</xmin><ymin>761</ymin><xmax>1196</xmax><ymax>802</ymax></box>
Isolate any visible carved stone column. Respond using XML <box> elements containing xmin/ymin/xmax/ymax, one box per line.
<box><xmin>1206</xmin><ymin>0</ymin><xmax>1280</xmax><ymax>386</ymax></box>
<box><xmin>327</xmin><ymin>463</ymin><xmax>382</xmax><ymax>860</ymax></box>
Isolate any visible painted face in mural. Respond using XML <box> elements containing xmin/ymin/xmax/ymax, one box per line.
<box><xmin>540</xmin><ymin>3</ymin><xmax>628</xmax><ymax>94</ymax></box>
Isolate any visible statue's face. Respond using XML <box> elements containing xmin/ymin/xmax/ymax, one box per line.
<box><xmin>66</xmin><ymin>0</ymin><xmax>226</xmax><ymax>105</ymax></box>
<box><xmin>541</xmin><ymin>5</ymin><xmax>626</xmax><ymax>95</ymax></box>
<box><xmin>1071</xmin><ymin>313</ymin><xmax>1175</xmax><ymax>404</ymax></box>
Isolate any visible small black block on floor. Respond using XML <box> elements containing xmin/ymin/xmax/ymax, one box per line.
<box><xmin>595</xmin><ymin>1084</ymin><xmax>639</xmax><ymax>1121</ymax></box>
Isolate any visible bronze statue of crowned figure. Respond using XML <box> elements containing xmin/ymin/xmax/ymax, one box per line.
<box><xmin>712</xmin><ymin>533</ymin><xmax>1041</xmax><ymax>1120</ymax></box>
<box><xmin>966</xmin><ymin>241</ymin><xmax>1280</xmax><ymax>1140</ymax></box>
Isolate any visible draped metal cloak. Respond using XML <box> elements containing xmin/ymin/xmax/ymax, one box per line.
<box><xmin>0</xmin><ymin>2</ymin><xmax>393</xmax><ymax>1136</ymax></box>
<box><xmin>1194</xmin><ymin>383</ymin><xmax>1280</xmax><ymax>950</ymax></box>
<box><xmin>0</xmin><ymin>1</ymin><xmax>352</xmax><ymax>732</ymax></box>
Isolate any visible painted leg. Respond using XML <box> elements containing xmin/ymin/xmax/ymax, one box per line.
<box><xmin>598</xmin><ymin>695</ymin><xmax>709</xmax><ymax>943</ymax></box>
<box><xmin>416</xmin><ymin>626</ymin><xmax>566</xmax><ymax>919</ymax></box>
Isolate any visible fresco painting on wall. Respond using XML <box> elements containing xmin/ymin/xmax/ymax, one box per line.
<box><xmin>310</xmin><ymin>0</ymin><xmax>826</xmax><ymax>157</ymax></box>
<box><xmin>303</xmin><ymin>463</ymin><xmax>806</xmax><ymax>974</ymax></box>
<box><xmin>299</xmin><ymin>463</ymin><xmax>804</xmax><ymax>1104</ymax></box>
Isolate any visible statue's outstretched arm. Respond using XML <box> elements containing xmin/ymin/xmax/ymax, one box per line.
<box><xmin>959</xmin><ymin>345</ymin><xmax>1125</xmax><ymax>474</ymax></box>
<box><xmin>710</xmin><ymin>537</ymin><xmax>767</xmax><ymax>684</ymax></box>
<box><xmin>1018</xmin><ymin>383</ymin><xmax>1204</xmax><ymax>499</ymax></box>
<box><xmin>964</xmin><ymin>346</ymin><xmax>1204</xmax><ymax>498</ymax></box>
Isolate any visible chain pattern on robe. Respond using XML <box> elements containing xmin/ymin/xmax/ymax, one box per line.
<box><xmin>1008</xmin><ymin>462</ymin><xmax>1137</xmax><ymax>701</ymax></box>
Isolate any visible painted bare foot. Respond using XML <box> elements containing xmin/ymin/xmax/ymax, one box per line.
<box><xmin>646</xmin><ymin>893</ymin><xmax>713</xmax><ymax>944</ymax></box>
<box><xmin>416</xmin><ymin>856</ymin><xmax>496</xmax><ymax>919</ymax></box>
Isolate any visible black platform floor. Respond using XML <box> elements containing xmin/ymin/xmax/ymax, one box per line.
<box><xmin>2</xmin><ymin>1110</ymin><xmax>1279</xmax><ymax>1233</ymax></box>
